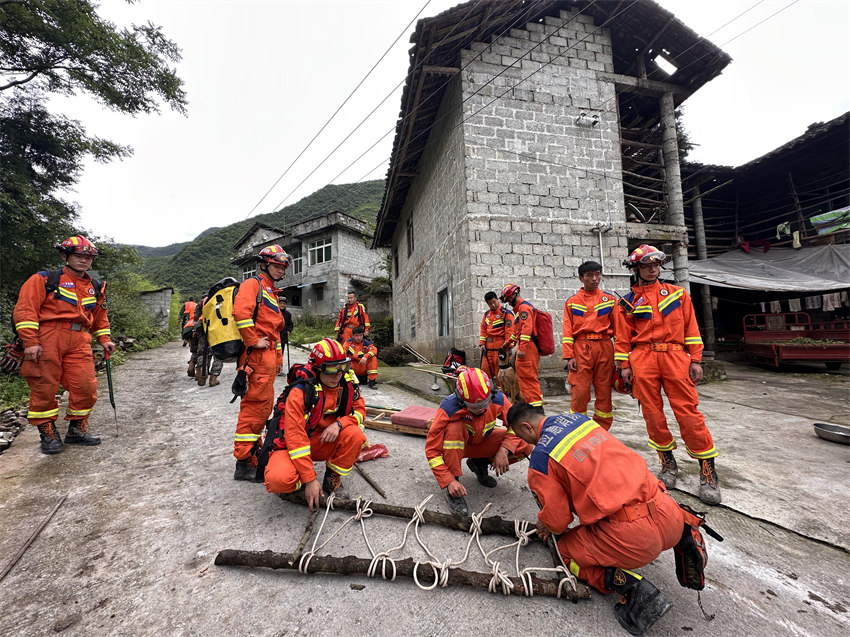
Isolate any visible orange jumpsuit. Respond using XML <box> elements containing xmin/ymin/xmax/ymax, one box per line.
<box><xmin>562</xmin><ymin>289</ymin><xmax>616</xmax><ymax>429</ymax></box>
<box><xmin>265</xmin><ymin>373</ymin><xmax>367</xmax><ymax>493</ymax></box>
<box><xmin>13</xmin><ymin>267</ymin><xmax>111</xmax><ymax>427</ymax></box>
<box><xmin>528</xmin><ymin>413</ymin><xmax>683</xmax><ymax>593</ymax></box>
<box><xmin>425</xmin><ymin>392</ymin><xmax>533</xmax><ymax>488</ymax></box>
<box><xmin>614</xmin><ymin>281</ymin><xmax>717</xmax><ymax>459</ymax></box>
<box><xmin>346</xmin><ymin>338</ymin><xmax>378</xmax><ymax>381</ymax></box>
<box><xmin>479</xmin><ymin>305</ymin><xmax>513</xmax><ymax>384</ymax></box>
<box><xmin>506</xmin><ymin>296</ymin><xmax>543</xmax><ymax>408</ymax></box>
<box><xmin>335</xmin><ymin>302</ymin><xmax>370</xmax><ymax>343</ymax></box>
<box><xmin>232</xmin><ymin>273</ymin><xmax>284</xmax><ymax>461</ymax></box>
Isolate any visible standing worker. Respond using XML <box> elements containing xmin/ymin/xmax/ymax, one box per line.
<box><xmin>507</xmin><ymin>402</ymin><xmax>682</xmax><ymax>636</ymax></box>
<box><xmin>479</xmin><ymin>291</ymin><xmax>513</xmax><ymax>387</ymax></box>
<box><xmin>13</xmin><ymin>235</ymin><xmax>115</xmax><ymax>454</ymax></box>
<box><xmin>180</xmin><ymin>297</ymin><xmax>197</xmax><ymax>350</ymax></box>
<box><xmin>232</xmin><ymin>245</ymin><xmax>290</xmax><ymax>481</ymax></box>
<box><xmin>345</xmin><ymin>326</ymin><xmax>378</xmax><ymax>389</ymax></box>
<box><xmin>500</xmin><ymin>283</ymin><xmax>544</xmax><ymax>412</ymax></box>
<box><xmin>614</xmin><ymin>245</ymin><xmax>721</xmax><ymax>505</ymax></box>
<box><xmin>334</xmin><ymin>291</ymin><xmax>370</xmax><ymax>343</ymax></box>
<box><xmin>562</xmin><ymin>261</ymin><xmax>616</xmax><ymax>430</ymax></box>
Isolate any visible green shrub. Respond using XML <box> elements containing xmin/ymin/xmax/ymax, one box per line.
<box><xmin>369</xmin><ymin>315</ymin><xmax>394</xmax><ymax>349</ymax></box>
<box><xmin>0</xmin><ymin>374</ymin><xmax>29</xmax><ymax>411</ymax></box>
<box><xmin>105</xmin><ymin>271</ymin><xmax>169</xmax><ymax>347</ymax></box>
<box><xmin>290</xmin><ymin>310</ymin><xmax>335</xmax><ymax>346</ymax></box>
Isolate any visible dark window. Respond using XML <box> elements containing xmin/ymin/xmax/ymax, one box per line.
<box><xmin>438</xmin><ymin>288</ymin><xmax>450</xmax><ymax>337</ymax></box>
<box><xmin>406</xmin><ymin>218</ymin><xmax>414</xmax><ymax>257</ymax></box>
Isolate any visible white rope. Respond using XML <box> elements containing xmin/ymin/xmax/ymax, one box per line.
<box><xmin>295</xmin><ymin>493</ymin><xmax>580</xmax><ymax>598</ymax></box>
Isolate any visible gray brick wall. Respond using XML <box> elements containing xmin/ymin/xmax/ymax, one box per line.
<box><xmin>392</xmin><ymin>9</ymin><xmax>633</xmax><ymax>366</ymax></box>
<box><xmin>139</xmin><ymin>288</ymin><xmax>173</xmax><ymax>331</ymax></box>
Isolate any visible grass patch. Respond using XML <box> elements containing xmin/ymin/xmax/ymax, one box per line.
<box><xmin>0</xmin><ymin>374</ymin><xmax>29</xmax><ymax>412</ymax></box>
<box><xmin>290</xmin><ymin>311</ymin><xmax>336</xmax><ymax>347</ymax></box>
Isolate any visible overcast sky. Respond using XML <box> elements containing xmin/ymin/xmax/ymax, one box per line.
<box><xmin>51</xmin><ymin>0</ymin><xmax>850</xmax><ymax>247</ymax></box>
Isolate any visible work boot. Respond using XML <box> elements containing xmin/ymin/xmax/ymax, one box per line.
<box><xmin>208</xmin><ymin>375</ymin><xmax>220</xmax><ymax>387</ymax></box>
<box><xmin>466</xmin><ymin>458</ymin><xmax>497</xmax><ymax>488</ymax></box>
<box><xmin>197</xmin><ymin>371</ymin><xmax>207</xmax><ymax>386</ymax></box>
<box><xmin>187</xmin><ymin>361</ymin><xmax>195</xmax><ymax>377</ymax></box>
<box><xmin>444</xmin><ymin>487</ymin><xmax>469</xmax><ymax>516</ymax></box>
<box><xmin>368</xmin><ymin>379</ymin><xmax>377</xmax><ymax>390</ymax></box>
<box><xmin>656</xmin><ymin>450</ymin><xmax>678</xmax><ymax>489</ymax></box>
<box><xmin>37</xmin><ymin>422</ymin><xmax>63</xmax><ymax>455</ymax></box>
<box><xmin>234</xmin><ymin>458</ymin><xmax>256</xmax><ymax>481</ymax></box>
<box><xmin>604</xmin><ymin>567</ymin><xmax>672</xmax><ymax>636</ymax></box>
<box><xmin>321</xmin><ymin>467</ymin><xmax>342</xmax><ymax>495</ymax></box>
<box><xmin>698</xmin><ymin>457</ymin><xmax>722</xmax><ymax>505</ymax></box>
<box><xmin>65</xmin><ymin>419</ymin><xmax>101</xmax><ymax>446</ymax></box>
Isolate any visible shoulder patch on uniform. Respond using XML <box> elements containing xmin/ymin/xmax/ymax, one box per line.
<box><xmin>520</xmin><ymin>311</ymin><xmax>529</xmax><ymax>320</ymax></box>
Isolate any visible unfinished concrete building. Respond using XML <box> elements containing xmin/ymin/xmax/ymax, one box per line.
<box><xmin>373</xmin><ymin>0</ymin><xmax>730</xmax><ymax>364</ymax></box>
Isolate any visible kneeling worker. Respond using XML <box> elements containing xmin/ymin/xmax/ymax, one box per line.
<box><xmin>507</xmin><ymin>401</ymin><xmax>683</xmax><ymax>636</ymax></box>
<box><xmin>264</xmin><ymin>338</ymin><xmax>367</xmax><ymax>511</ymax></box>
<box><xmin>425</xmin><ymin>367</ymin><xmax>533</xmax><ymax>516</ymax></box>
<box><xmin>346</xmin><ymin>326</ymin><xmax>378</xmax><ymax>389</ymax></box>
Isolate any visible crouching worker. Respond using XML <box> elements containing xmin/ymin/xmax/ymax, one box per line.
<box><xmin>425</xmin><ymin>367</ymin><xmax>533</xmax><ymax>516</ymax></box>
<box><xmin>263</xmin><ymin>338</ymin><xmax>367</xmax><ymax>510</ymax></box>
<box><xmin>507</xmin><ymin>402</ymin><xmax>683</xmax><ymax>636</ymax></box>
<box><xmin>346</xmin><ymin>326</ymin><xmax>378</xmax><ymax>389</ymax></box>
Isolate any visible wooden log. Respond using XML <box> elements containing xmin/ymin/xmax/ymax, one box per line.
<box><xmin>214</xmin><ymin>550</ymin><xmax>591</xmax><ymax>601</ymax></box>
<box><xmin>364</xmin><ymin>417</ymin><xmax>430</xmax><ymax>436</ymax></box>
<box><xmin>277</xmin><ymin>491</ymin><xmax>532</xmax><ymax>538</ymax></box>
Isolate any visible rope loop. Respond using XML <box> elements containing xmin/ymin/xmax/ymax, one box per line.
<box><xmin>354</xmin><ymin>496</ymin><xmax>373</xmax><ymax>521</ymax></box>
<box><xmin>487</xmin><ymin>561</ymin><xmax>514</xmax><ymax>595</ymax></box>
<box><xmin>367</xmin><ymin>553</ymin><xmax>397</xmax><ymax>581</ymax></box>
<box><xmin>298</xmin><ymin>551</ymin><xmax>315</xmax><ymax>574</ymax></box>
<box><xmin>412</xmin><ymin>561</ymin><xmax>440</xmax><ymax>591</ymax></box>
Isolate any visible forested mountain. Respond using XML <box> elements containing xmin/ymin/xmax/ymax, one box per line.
<box><xmin>139</xmin><ymin>180</ymin><xmax>384</xmax><ymax>297</ymax></box>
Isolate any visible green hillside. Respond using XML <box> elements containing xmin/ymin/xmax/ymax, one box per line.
<box><xmin>142</xmin><ymin>180</ymin><xmax>385</xmax><ymax>297</ymax></box>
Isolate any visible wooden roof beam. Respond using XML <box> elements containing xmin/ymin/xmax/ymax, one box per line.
<box><xmin>599</xmin><ymin>71</ymin><xmax>690</xmax><ymax>98</ymax></box>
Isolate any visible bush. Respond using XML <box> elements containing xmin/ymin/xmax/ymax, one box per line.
<box><xmin>290</xmin><ymin>310</ymin><xmax>336</xmax><ymax>346</ymax></box>
<box><xmin>105</xmin><ymin>271</ymin><xmax>169</xmax><ymax>347</ymax></box>
<box><xmin>0</xmin><ymin>374</ymin><xmax>29</xmax><ymax>411</ymax></box>
<box><xmin>369</xmin><ymin>315</ymin><xmax>394</xmax><ymax>350</ymax></box>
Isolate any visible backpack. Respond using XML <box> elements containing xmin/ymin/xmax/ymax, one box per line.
<box><xmin>11</xmin><ymin>270</ymin><xmax>104</xmax><ymax>338</ymax></box>
<box><xmin>201</xmin><ymin>277</ymin><xmax>262</xmax><ymax>363</ymax></box>
<box><xmin>441</xmin><ymin>348</ymin><xmax>466</xmax><ymax>375</ymax></box>
<box><xmin>519</xmin><ymin>301</ymin><xmax>554</xmax><ymax>357</ymax></box>
<box><xmin>673</xmin><ymin>503</ymin><xmax>724</xmax><ymax>590</ymax></box>
<box><xmin>254</xmin><ymin>364</ymin><xmax>359</xmax><ymax>482</ymax></box>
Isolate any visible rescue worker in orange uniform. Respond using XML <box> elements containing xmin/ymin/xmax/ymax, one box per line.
<box><xmin>562</xmin><ymin>261</ymin><xmax>616</xmax><ymax>430</ymax></box>
<box><xmin>500</xmin><ymin>284</ymin><xmax>544</xmax><ymax>411</ymax></box>
<box><xmin>508</xmin><ymin>402</ymin><xmax>682</xmax><ymax>636</ymax></box>
<box><xmin>334</xmin><ymin>291</ymin><xmax>370</xmax><ymax>343</ymax></box>
<box><xmin>614</xmin><ymin>245</ymin><xmax>721</xmax><ymax>505</ymax></box>
<box><xmin>180</xmin><ymin>297</ymin><xmax>196</xmax><ymax>350</ymax></box>
<box><xmin>479</xmin><ymin>290</ymin><xmax>514</xmax><ymax>386</ymax></box>
<box><xmin>264</xmin><ymin>338</ymin><xmax>367</xmax><ymax>510</ymax></box>
<box><xmin>346</xmin><ymin>326</ymin><xmax>378</xmax><ymax>389</ymax></box>
<box><xmin>425</xmin><ymin>367</ymin><xmax>533</xmax><ymax>515</ymax></box>
<box><xmin>232</xmin><ymin>245</ymin><xmax>289</xmax><ymax>481</ymax></box>
<box><xmin>13</xmin><ymin>236</ymin><xmax>115</xmax><ymax>454</ymax></box>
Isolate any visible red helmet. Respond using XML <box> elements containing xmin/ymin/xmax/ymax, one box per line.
<box><xmin>500</xmin><ymin>283</ymin><xmax>520</xmax><ymax>303</ymax></box>
<box><xmin>456</xmin><ymin>367</ymin><xmax>494</xmax><ymax>413</ymax></box>
<box><xmin>309</xmin><ymin>338</ymin><xmax>350</xmax><ymax>372</ymax></box>
<box><xmin>57</xmin><ymin>235</ymin><xmax>99</xmax><ymax>256</ymax></box>
<box><xmin>256</xmin><ymin>245</ymin><xmax>292</xmax><ymax>266</ymax></box>
<box><xmin>624</xmin><ymin>244</ymin><xmax>666</xmax><ymax>269</ymax></box>
<box><xmin>612</xmin><ymin>367</ymin><xmax>633</xmax><ymax>395</ymax></box>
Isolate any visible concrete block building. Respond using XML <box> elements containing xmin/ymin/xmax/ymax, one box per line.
<box><xmin>232</xmin><ymin>212</ymin><xmax>389</xmax><ymax>320</ymax></box>
<box><xmin>373</xmin><ymin>0</ymin><xmax>730</xmax><ymax>364</ymax></box>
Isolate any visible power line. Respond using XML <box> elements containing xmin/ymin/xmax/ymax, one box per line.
<box><xmin>242</xmin><ymin>0</ymin><xmax>435</xmax><ymax>220</ymax></box>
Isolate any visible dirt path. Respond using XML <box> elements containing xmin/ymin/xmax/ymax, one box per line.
<box><xmin>0</xmin><ymin>341</ymin><xmax>848</xmax><ymax>636</ymax></box>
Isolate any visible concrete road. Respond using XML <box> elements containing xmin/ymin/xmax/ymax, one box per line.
<box><xmin>0</xmin><ymin>341</ymin><xmax>847</xmax><ymax>636</ymax></box>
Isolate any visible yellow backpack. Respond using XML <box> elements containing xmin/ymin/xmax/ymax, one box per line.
<box><xmin>202</xmin><ymin>277</ymin><xmax>262</xmax><ymax>363</ymax></box>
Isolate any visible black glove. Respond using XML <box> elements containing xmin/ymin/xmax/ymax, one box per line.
<box><xmin>230</xmin><ymin>368</ymin><xmax>249</xmax><ymax>403</ymax></box>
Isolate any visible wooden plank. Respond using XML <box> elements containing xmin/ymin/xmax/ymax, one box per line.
<box><xmin>364</xmin><ymin>417</ymin><xmax>430</xmax><ymax>437</ymax></box>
